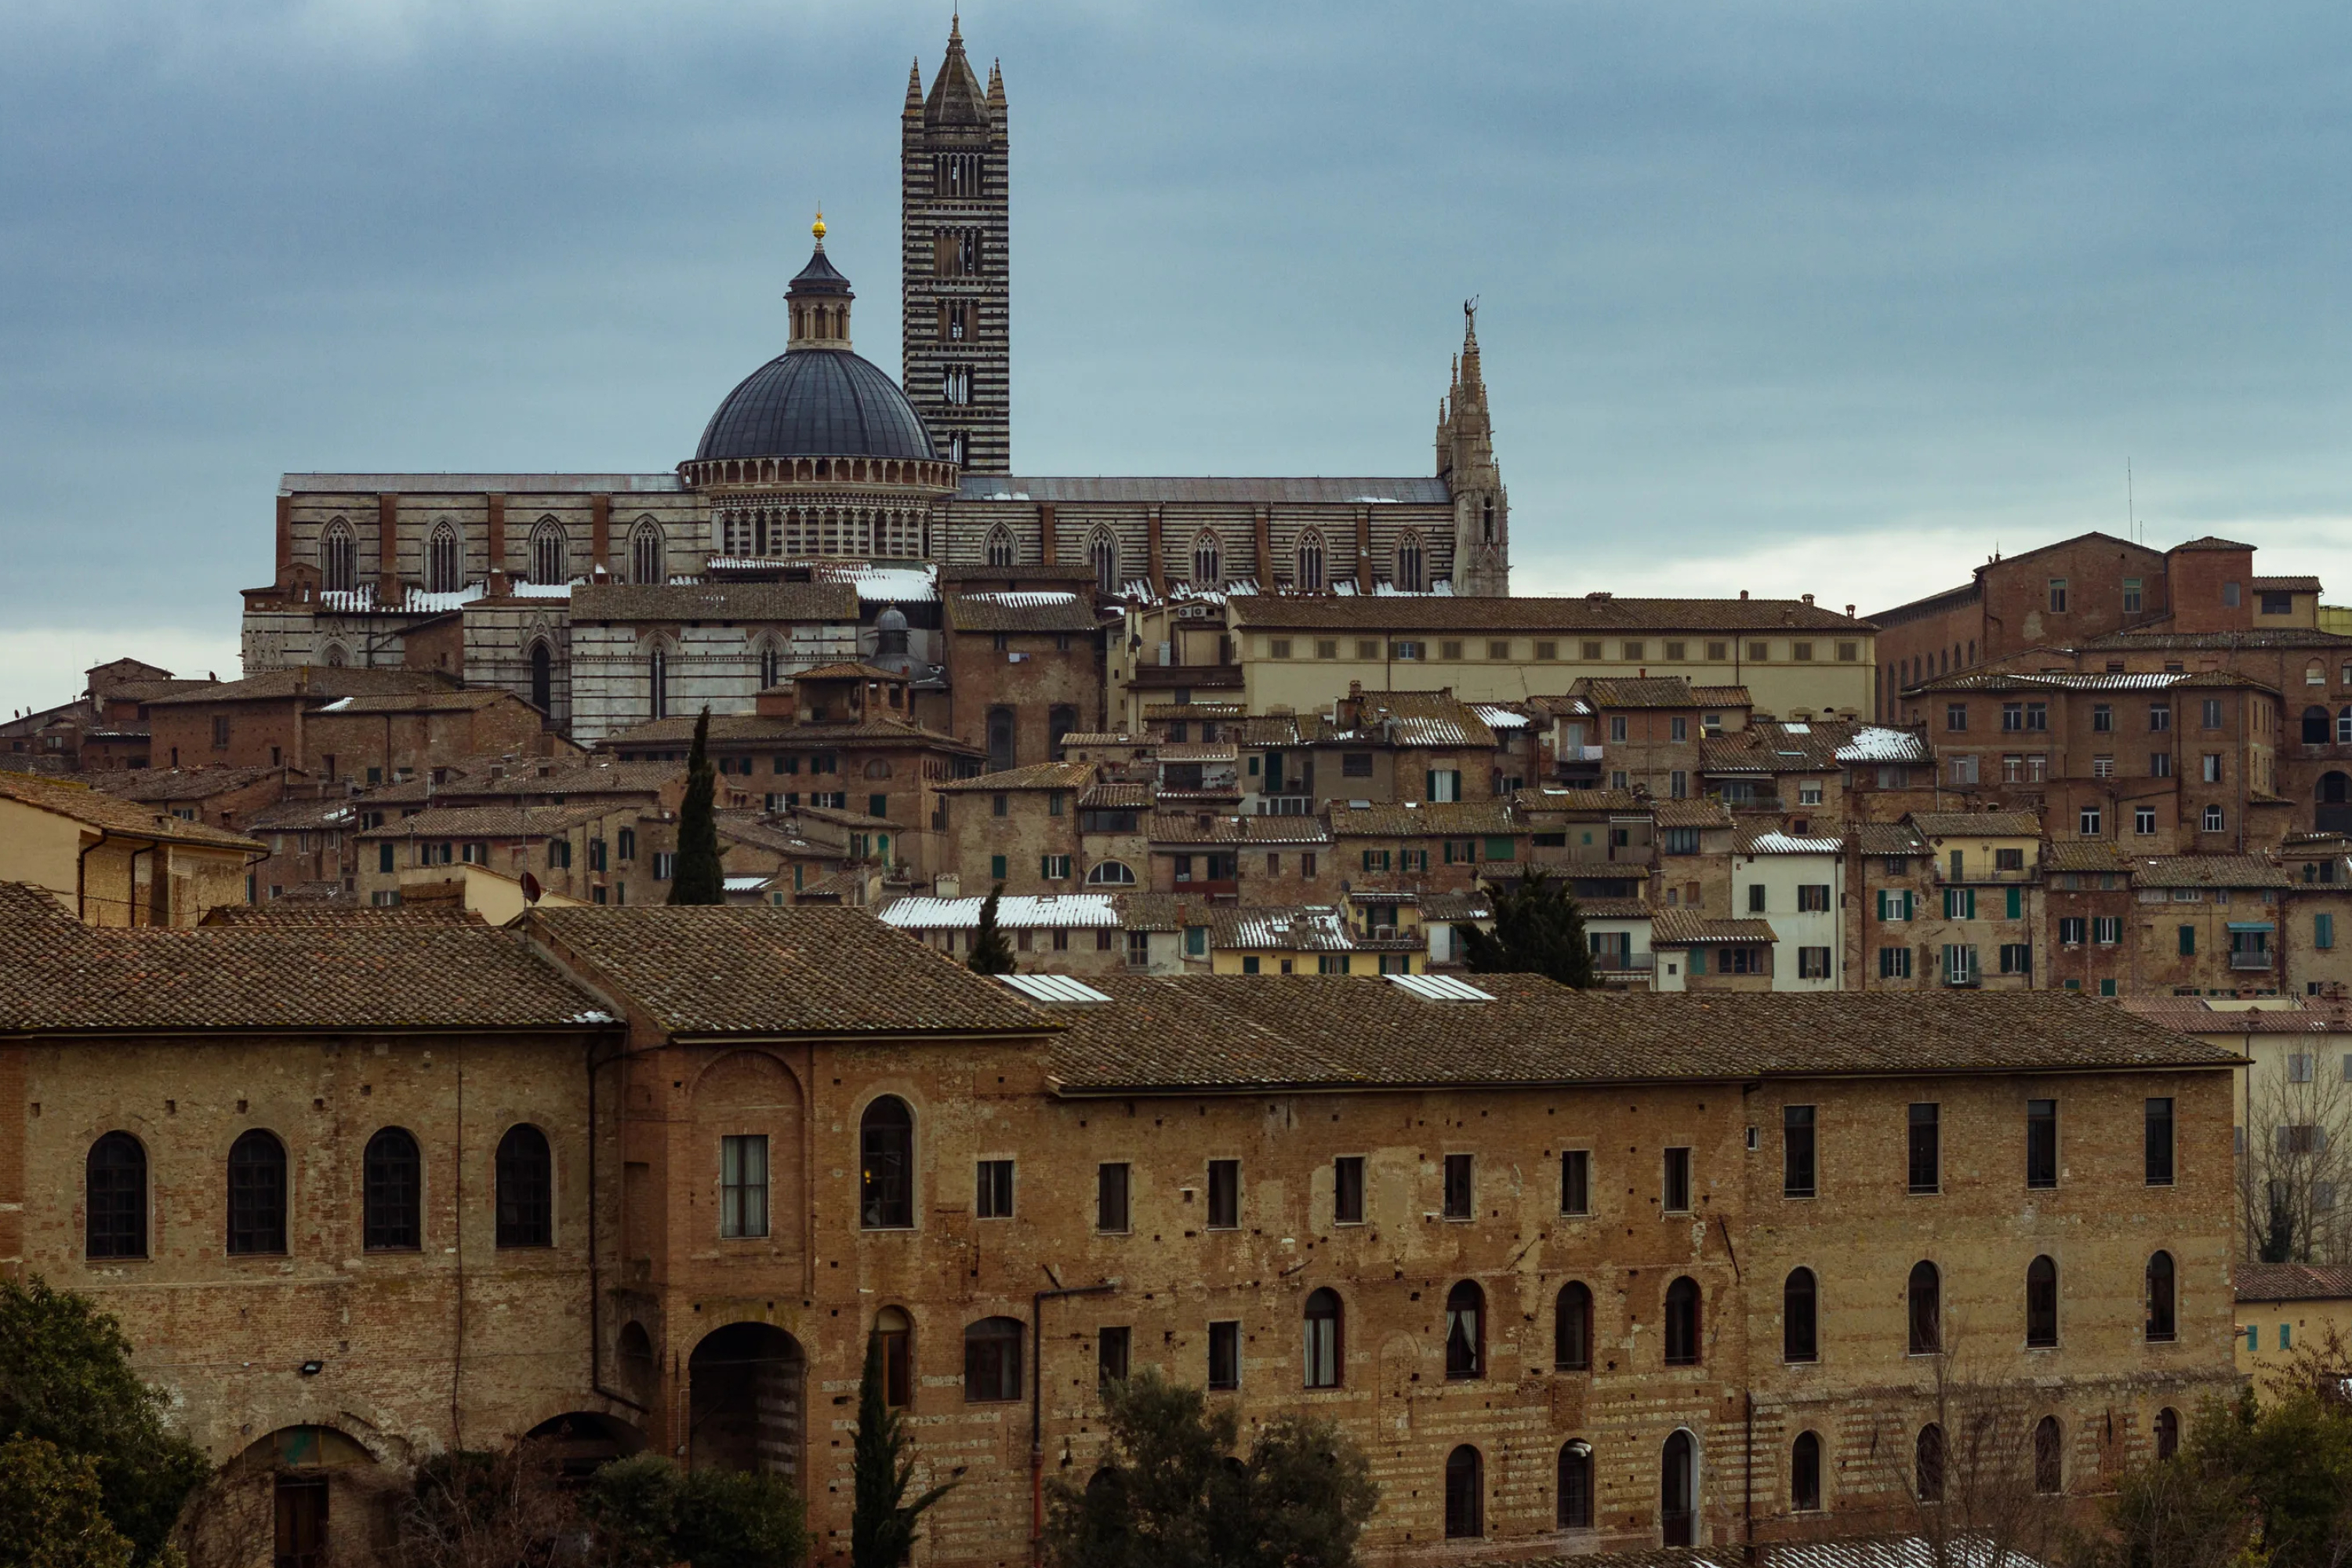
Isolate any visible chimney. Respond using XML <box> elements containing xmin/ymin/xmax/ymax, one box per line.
<box><xmin>1802</xmin><ymin>593</ymin><xmax>1815</xmax><ymax>606</ymax></box>
<box><xmin>1846</xmin><ymin>604</ymin><xmax>1856</xmax><ymax>618</ymax></box>
<box><xmin>1740</xmin><ymin>590</ymin><xmax>1750</xmax><ymax>601</ymax></box>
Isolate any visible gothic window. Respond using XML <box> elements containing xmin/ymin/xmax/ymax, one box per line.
<box><xmin>1295</xmin><ymin>529</ymin><xmax>1326</xmax><ymax>593</ymax></box>
<box><xmin>529</xmin><ymin>519</ymin><xmax>567</xmax><ymax>585</ymax></box>
<box><xmin>945</xmin><ymin>365</ymin><xmax>972</xmax><ymax>407</ymax></box>
<box><xmin>85</xmin><ymin>1132</ymin><xmax>147</xmax><ymax>1260</ymax></box>
<box><xmin>528</xmin><ymin>641</ymin><xmax>552</xmax><ymax>713</ymax></box>
<box><xmin>649</xmin><ymin>646</ymin><xmax>668</xmax><ymax>720</ymax></box>
<box><xmin>364</xmin><ymin>1127</ymin><xmax>422</xmax><ymax>1252</ymax></box>
<box><xmin>322</xmin><ymin>643</ymin><xmax>349</xmax><ymax>670</ymax></box>
<box><xmin>860</xmin><ymin>1098</ymin><xmax>915</xmax><ymax>1229</ymax></box>
<box><xmin>949</xmin><ymin>432</ymin><xmax>969</xmax><ymax>466</ymax></box>
<box><xmin>320</xmin><ymin>518</ymin><xmax>357</xmax><ymax>594</ymax></box>
<box><xmin>1396</xmin><ymin>533</ymin><xmax>1425</xmax><ymax>593</ymax></box>
<box><xmin>758</xmin><ymin>639</ymin><xmax>782</xmax><ymax>692</ymax></box>
<box><xmin>1481</xmin><ymin>495</ymin><xmax>1496</xmax><ymax>543</ymax></box>
<box><xmin>1090</xmin><ymin>529</ymin><xmax>1120</xmax><ymax>593</ymax></box>
<box><xmin>985</xmin><ymin>524</ymin><xmax>1015</xmax><ymax>568</ymax></box>
<box><xmin>630</xmin><ymin>521</ymin><xmax>664</xmax><ymax>585</ymax></box>
<box><xmin>426</xmin><ymin>521</ymin><xmax>462</xmax><ymax>594</ymax></box>
<box><xmin>227</xmin><ymin>1130</ymin><xmax>288</xmax><ymax>1255</ymax></box>
<box><xmin>495</xmin><ymin>1124</ymin><xmax>552</xmax><ymax>1247</ymax></box>
<box><xmin>1192</xmin><ymin>532</ymin><xmax>1222</xmax><ymax>587</ymax></box>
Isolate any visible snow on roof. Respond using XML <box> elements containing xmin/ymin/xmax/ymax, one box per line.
<box><xmin>1835</xmin><ymin>726</ymin><xmax>1933</xmax><ymax>764</ymax></box>
<box><xmin>877</xmin><ymin>894</ymin><xmax>1123</xmax><ymax>929</ymax></box>
<box><xmin>318</xmin><ymin>698</ymin><xmax>354</xmax><ymax>713</ymax></box>
<box><xmin>722</xmin><ymin>875</ymin><xmax>773</xmax><ymax>892</ymax></box>
<box><xmin>507</xmin><ymin>580</ymin><xmax>574</xmax><ymax>599</ymax></box>
<box><xmin>964</xmin><ymin>590</ymin><xmax>1080</xmax><ymax>608</ymax></box>
<box><xmin>1744</xmin><ymin>833</ymin><xmax>1846</xmax><ymax>855</ymax></box>
<box><xmin>1472</xmin><ymin>704</ymin><xmax>1532</xmax><ymax>730</ymax></box>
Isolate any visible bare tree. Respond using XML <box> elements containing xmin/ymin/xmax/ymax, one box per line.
<box><xmin>394</xmin><ymin>1440</ymin><xmax>580</xmax><ymax>1568</ymax></box>
<box><xmin>2240</xmin><ymin>1054</ymin><xmax>2352</xmax><ymax>1264</ymax></box>
<box><xmin>1862</xmin><ymin>1319</ymin><xmax>2066</xmax><ymax>1568</ymax></box>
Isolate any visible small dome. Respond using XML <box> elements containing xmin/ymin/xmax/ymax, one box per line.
<box><xmin>695</xmin><ymin>350</ymin><xmax>940</xmax><ymax>464</ymax></box>
<box><xmin>876</xmin><ymin>605</ymin><xmax>910</xmax><ymax>631</ymax></box>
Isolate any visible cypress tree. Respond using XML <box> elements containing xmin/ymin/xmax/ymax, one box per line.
<box><xmin>967</xmin><ymin>884</ymin><xmax>1016</xmax><ymax>975</ymax></box>
<box><xmin>667</xmin><ymin>707</ymin><xmax>724</xmax><ymax>906</ymax></box>
<box><xmin>850</xmin><ymin>1328</ymin><xmax>955</xmax><ymax>1568</ymax></box>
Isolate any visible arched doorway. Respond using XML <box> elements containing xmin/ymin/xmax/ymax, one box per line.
<box><xmin>1661</xmin><ymin>1429</ymin><xmax>1697</xmax><ymax>1545</ymax></box>
<box><xmin>689</xmin><ymin>1323</ymin><xmax>804</xmax><ymax>1477</ymax></box>
<box><xmin>526</xmin><ymin>1411</ymin><xmax>644</xmax><ymax>1479</ymax></box>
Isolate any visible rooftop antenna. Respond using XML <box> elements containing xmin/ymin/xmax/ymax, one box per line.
<box><xmin>2127</xmin><ymin>458</ymin><xmax>2137</xmax><ymax>545</ymax></box>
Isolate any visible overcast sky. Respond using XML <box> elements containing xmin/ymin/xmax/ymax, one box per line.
<box><xmin>5</xmin><ymin>0</ymin><xmax>2350</xmax><ymax>713</ymax></box>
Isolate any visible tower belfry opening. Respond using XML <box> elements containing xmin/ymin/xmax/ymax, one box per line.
<box><xmin>902</xmin><ymin>14</ymin><xmax>1011</xmax><ymax>474</ymax></box>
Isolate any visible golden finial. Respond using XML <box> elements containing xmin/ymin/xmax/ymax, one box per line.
<box><xmin>812</xmin><ymin>209</ymin><xmax>827</xmax><ymax>244</ymax></box>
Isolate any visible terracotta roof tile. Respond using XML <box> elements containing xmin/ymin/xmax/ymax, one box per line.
<box><xmin>143</xmin><ymin>669</ymin><xmax>452</xmax><ymax>706</ymax></box>
<box><xmin>1149</xmin><ymin>812</ymin><xmax>1332</xmax><ymax>845</ymax></box>
<box><xmin>935</xmin><ymin>761</ymin><xmax>1094</xmax><ymax>793</ymax></box>
<box><xmin>531</xmin><ymin>905</ymin><xmax>1051</xmax><ymax>1036</ymax></box>
<box><xmin>1228</xmin><ymin>597</ymin><xmax>1874</xmax><ymax>633</ymax></box>
<box><xmin>2132</xmin><ymin>855</ymin><xmax>2294</xmax><ymax>890</ymax></box>
<box><xmin>82</xmin><ymin>766</ymin><xmax>286</xmax><ymax>803</ymax></box>
<box><xmin>1650</xmin><ymin>911</ymin><xmax>1779</xmax><ymax>946</ymax></box>
<box><xmin>1572</xmin><ymin>677</ymin><xmax>1703</xmax><ymax>709</ymax></box>
<box><xmin>2237</xmin><ymin>1262</ymin><xmax>2352</xmax><ymax>1301</ymax></box>
<box><xmin>0</xmin><ymin>772</ymin><xmax>265</xmax><ymax>852</ymax></box>
<box><xmin>1911</xmin><ymin>811</ymin><xmax>2044</xmax><ymax>839</ymax></box>
<box><xmin>946</xmin><ymin>592</ymin><xmax>1105</xmax><ymax>634</ymax></box>
<box><xmin>357</xmin><ymin>803</ymin><xmax>615</xmax><ymax>840</ymax></box>
<box><xmin>1327</xmin><ymin>801</ymin><xmax>1519</xmax><ymax>837</ymax></box>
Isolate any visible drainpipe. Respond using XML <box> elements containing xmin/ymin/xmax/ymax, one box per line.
<box><xmin>1032</xmin><ymin>1279</ymin><xmax>1118</xmax><ymax>1566</ymax></box>
<box><xmin>586</xmin><ymin>1036</ymin><xmax>650</xmax><ymax>1415</ymax></box>
<box><xmin>75</xmin><ymin>827</ymin><xmax>113</xmax><ymax>923</ymax></box>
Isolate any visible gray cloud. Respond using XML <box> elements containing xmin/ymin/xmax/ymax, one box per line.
<box><xmin>4</xmin><ymin>0</ymin><xmax>2350</xmax><ymax>710</ymax></box>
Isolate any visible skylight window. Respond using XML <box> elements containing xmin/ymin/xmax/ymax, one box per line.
<box><xmin>1385</xmin><ymin>974</ymin><xmax>1495</xmax><ymax>1003</ymax></box>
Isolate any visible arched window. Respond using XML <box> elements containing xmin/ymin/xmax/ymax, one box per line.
<box><xmin>1304</xmin><ymin>1287</ymin><xmax>1342</xmax><ymax>1388</ymax></box>
<box><xmin>1090</xmin><ymin>529</ymin><xmax>1120</xmax><ymax>594</ymax></box>
<box><xmin>1783</xmin><ymin>1268</ymin><xmax>1818</xmax><ymax>1363</ymax></box>
<box><xmin>1791</xmin><ymin>1431</ymin><xmax>1822</xmax><ymax>1512</ymax></box>
<box><xmin>320</xmin><ymin>518</ymin><xmax>357</xmax><ymax>594</ymax></box>
<box><xmin>1295</xmin><ymin>530</ymin><xmax>1326</xmax><ymax>593</ymax></box>
<box><xmin>1664</xmin><ymin>1276</ymin><xmax>1701</xmax><ymax>1365</ymax></box>
<box><xmin>426</xmin><ymin>521</ymin><xmax>462</xmax><ymax>594</ymax></box>
<box><xmin>2034</xmin><ymin>1415</ymin><xmax>2064</xmax><ymax>1494</ymax></box>
<box><xmin>529</xmin><ymin>519</ymin><xmax>567</xmax><ymax>585</ymax></box>
<box><xmin>649</xmin><ymin>647</ymin><xmax>668</xmax><ymax>720</ymax></box>
<box><xmin>363</xmin><ymin>1127</ymin><xmax>422</xmax><ymax>1252</ymax></box>
<box><xmin>322</xmin><ymin>643</ymin><xmax>348</xmax><ymax>668</ymax></box>
<box><xmin>949</xmin><ymin>432</ymin><xmax>968</xmax><ymax>466</ymax></box>
<box><xmin>2147</xmin><ymin>1250</ymin><xmax>2176</xmax><ymax>1342</ymax></box>
<box><xmin>2027</xmin><ymin>1255</ymin><xmax>2059</xmax><ymax>1347</ymax></box>
<box><xmin>985</xmin><ymin>524</ymin><xmax>1015</xmax><ymax>568</ymax></box>
<box><xmin>2305</xmin><ymin>706</ymin><xmax>2332</xmax><ymax>744</ymax></box>
<box><xmin>1557</xmin><ymin>1441</ymin><xmax>1593</xmax><ymax>1528</ymax></box>
<box><xmin>757</xmin><ymin>639</ymin><xmax>782</xmax><ymax>692</ymax></box>
<box><xmin>1192</xmin><ymin>532</ymin><xmax>1221</xmax><ymax>586</ymax></box>
<box><xmin>864</xmin><ymin>758</ymin><xmax>894</xmax><ymax>779</ymax></box>
<box><xmin>1048</xmin><ymin>706</ymin><xmax>1078</xmax><ymax>754</ymax></box>
<box><xmin>1443</xmin><ymin>1446</ymin><xmax>1483</xmax><ymax>1538</ymax></box>
<box><xmin>2155</xmin><ymin>1406</ymin><xmax>2181</xmax><ymax>1460</ymax></box>
<box><xmin>964</xmin><ymin>1316</ymin><xmax>1023</xmax><ymax>1402</ymax></box>
<box><xmin>1444</xmin><ymin>1280</ymin><xmax>1484</xmax><ymax>1379</ymax></box>
<box><xmin>1396</xmin><ymin>533</ymin><xmax>1425</xmax><ymax>593</ymax></box>
<box><xmin>2327</xmin><ymin>768</ymin><xmax>2352</xmax><ymax>800</ymax></box>
<box><xmin>1661</xmin><ymin>1431</ymin><xmax>1697</xmax><ymax>1545</ymax></box>
<box><xmin>1086</xmin><ymin>861</ymin><xmax>1137</xmax><ymax>887</ymax></box>
<box><xmin>85</xmin><ymin>1132</ymin><xmax>147</xmax><ymax>1259</ymax></box>
<box><xmin>876</xmin><ymin>1306</ymin><xmax>913</xmax><ymax>1406</ymax></box>
<box><xmin>631</xmin><ymin>521</ymin><xmax>664</xmax><ymax>585</ymax></box>
<box><xmin>861</xmin><ymin>1097</ymin><xmax>914</xmax><ymax>1229</ymax></box>
<box><xmin>1916</xmin><ymin>1424</ymin><xmax>1946</xmax><ymax>1501</ymax></box>
<box><xmin>496</xmin><ymin>1124</ymin><xmax>552</xmax><ymax>1247</ymax></box>
<box><xmin>1481</xmin><ymin>495</ymin><xmax>1496</xmax><ymax>543</ymax></box>
<box><xmin>227</xmin><ymin>1129</ymin><xmax>287</xmax><ymax>1256</ymax></box>
<box><xmin>1555</xmin><ymin>1281</ymin><xmax>1592</xmax><ymax>1370</ymax></box>
<box><xmin>1908</xmin><ymin>1261</ymin><xmax>1941</xmax><ymax>1354</ymax></box>
<box><xmin>528</xmin><ymin>641</ymin><xmax>553</xmax><ymax>713</ymax></box>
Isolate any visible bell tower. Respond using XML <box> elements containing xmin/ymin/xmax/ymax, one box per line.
<box><xmin>1438</xmin><ymin>301</ymin><xmax>1510</xmax><ymax>596</ymax></box>
<box><xmin>902</xmin><ymin>15</ymin><xmax>1011</xmax><ymax>474</ymax></box>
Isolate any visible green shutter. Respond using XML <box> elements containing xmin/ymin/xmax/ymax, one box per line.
<box><xmin>1485</xmin><ymin>836</ymin><xmax>1514</xmax><ymax>861</ymax></box>
<box><xmin>991</xmin><ymin>855</ymin><xmax>1007</xmax><ymax>880</ymax></box>
<box><xmin>2320</xmin><ymin>913</ymin><xmax>2336</xmax><ymax>950</ymax></box>
<box><xmin>2179</xmin><ymin>925</ymin><xmax>2195</xmax><ymax>956</ymax></box>
<box><xmin>2005</xmin><ymin>887</ymin><xmax>2022</xmax><ymax>920</ymax></box>
<box><xmin>1690</xmin><ymin>949</ymin><xmax>1706</xmax><ymax>976</ymax></box>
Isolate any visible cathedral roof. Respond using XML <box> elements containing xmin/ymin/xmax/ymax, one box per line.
<box><xmin>695</xmin><ymin>349</ymin><xmax>939</xmax><ymax>464</ymax></box>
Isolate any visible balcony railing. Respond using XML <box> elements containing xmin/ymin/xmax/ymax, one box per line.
<box><xmin>1592</xmin><ymin>952</ymin><xmax>1655</xmax><ymax>972</ymax></box>
<box><xmin>1256</xmin><ymin>796</ymin><xmax>1315</xmax><ymax>815</ymax></box>
<box><xmin>2231</xmin><ymin>949</ymin><xmax>2276</xmax><ymax>971</ymax></box>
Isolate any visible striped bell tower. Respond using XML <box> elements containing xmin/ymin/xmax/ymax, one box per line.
<box><xmin>901</xmin><ymin>15</ymin><xmax>1011</xmax><ymax>474</ymax></box>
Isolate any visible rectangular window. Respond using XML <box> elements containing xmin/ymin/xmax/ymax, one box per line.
<box><xmin>2080</xmin><ymin>805</ymin><xmax>2103</xmax><ymax>836</ymax></box>
<box><xmin>2026</xmin><ymin>1100</ymin><xmax>2057</xmax><ymax>1189</ymax></box>
<box><xmin>1535</xmin><ymin>640</ymin><xmax>1559</xmax><ymax>660</ymax></box>
<box><xmin>2203</xmin><ymin>698</ymin><xmax>2224</xmax><ymax>729</ymax></box>
<box><xmin>1944</xmin><ymin>887</ymin><xmax>1976</xmax><ymax>920</ymax></box>
<box><xmin>2003</xmin><ymin>702</ymin><xmax>2025</xmax><ymax>732</ymax></box>
<box><xmin>2027</xmin><ymin>702</ymin><xmax>2049</xmax><ymax>731</ymax></box>
<box><xmin>2151</xmin><ymin>703</ymin><xmax>2172</xmax><ymax>731</ymax></box>
<box><xmin>1098</xmin><ymin>1327</ymin><xmax>1131</xmax><ymax>1385</ymax></box>
<box><xmin>1798</xmin><ymin>884</ymin><xmax>1830</xmax><ymax>912</ymax></box>
<box><xmin>1908</xmin><ymin>1104</ymin><xmax>1940</xmax><ymax>1194</ymax></box>
<box><xmin>1269</xmin><ymin>638</ymin><xmax>1292</xmax><ymax>659</ymax></box>
<box><xmin>1798</xmin><ymin>946</ymin><xmax>1831</xmax><ymax>978</ymax></box>
<box><xmin>990</xmin><ymin>853</ymin><xmax>1007</xmax><ymax>880</ymax></box>
<box><xmin>1040</xmin><ymin>854</ymin><xmax>1073</xmax><ymax>880</ymax></box>
<box><xmin>977</xmin><ymin>1159</ymin><xmax>1014</xmax><ymax>1218</ymax></box>
<box><xmin>1334</xmin><ymin>1156</ymin><xmax>1365</xmax><ymax>1224</ymax></box>
<box><xmin>1999</xmin><ymin>942</ymin><xmax>2032</xmax><ymax>975</ymax></box>
<box><xmin>2094</xmin><ymin>916</ymin><xmax>2122</xmax><ymax>944</ymax></box>
<box><xmin>1490</xmin><ymin>640</ymin><xmax>1512</xmax><ymax>659</ymax></box>
<box><xmin>1784</xmin><ymin>1106</ymin><xmax>1817</xmax><ymax>1198</ymax></box>
<box><xmin>1207</xmin><ymin>1321</ymin><xmax>1240</xmax><ymax>1390</ymax></box>
<box><xmin>2136</xmin><ymin>806</ymin><xmax>2158</xmax><ymax>834</ymax></box>
<box><xmin>1748</xmin><ymin>641</ymin><xmax>1770</xmax><ymax>660</ymax></box>
<box><xmin>1748</xmin><ymin>884</ymin><xmax>1767</xmax><ymax>913</ymax></box>
<box><xmin>2124</xmin><ymin>577</ymin><xmax>2143</xmax><ymax>612</ymax></box>
<box><xmin>2291</xmin><ymin>1053</ymin><xmax>2315</xmax><ymax>1084</ymax></box>
<box><xmin>1946</xmin><ymin>703</ymin><xmax>1968</xmax><ymax>731</ymax></box>
<box><xmin>1561</xmin><ymin>1149</ymin><xmax>1591</xmax><ymax>1215</ymax></box>
<box><xmin>2060</xmin><ymin>916</ymin><xmax>2085</xmax><ymax>946</ymax></box>
<box><xmin>1792</xmin><ymin>641</ymin><xmax>1814</xmax><ymax>661</ymax></box>
<box><xmin>1097</xmin><ymin>1163</ymin><xmax>1131</xmax><ymax>1232</ymax></box>
<box><xmin>1662</xmin><ymin>1147</ymin><xmax>1693</xmax><ymax>1212</ymax></box>
<box><xmin>1708</xmin><ymin>640</ymin><xmax>1730</xmax><ymax>660</ymax></box>
<box><xmin>1206</xmin><ymin>1160</ymin><xmax>1240</xmax><ymax>1229</ymax></box>
<box><xmin>1356</xmin><ymin>639</ymin><xmax>1380</xmax><ymax>659</ymax></box>
<box><xmin>720</xmin><ymin>1134</ymin><xmax>769</xmax><ymax>1240</ymax></box>
<box><xmin>377</xmin><ymin>843</ymin><xmax>394</xmax><ymax>873</ymax></box>
<box><xmin>1879</xmin><ymin>946</ymin><xmax>1912</xmax><ymax>978</ymax></box>
<box><xmin>2146</xmin><ymin>1098</ymin><xmax>2175</xmax><ymax>1185</ymax></box>
<box><xmin>1439</xmin><ymin>639</ymin><xmax>1463</xmax><ymax>660</ymax></box>
<box><xmin>1950</xmin><ymin>753</ymin><xmax>1979</xmax><ymax>785</ymax></box>
<box><xmin>2179</xmin><ymin>924</ymin><xmax>2196</xmax><ymax>956</ymax></box>
<box><xmin>1622</xmin><ymin>641</ymin><xmax>1645</xmax><ymax>660</ymax></box>
<box><xmin>1443</xmin><ymin>1153</ymin><xmax>1474</xmax><ymax>1220</ymax></box>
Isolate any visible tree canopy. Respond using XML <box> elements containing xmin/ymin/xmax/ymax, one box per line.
<box><xmin>851</xmin><ymin>1327</ymin><xmax>954</xmax><ymax>1568</ymax></box>
<box><xmin>967</xmin><ymin>884</ymin><xmax>1016</xmax><ymax>975</ymax></box>
<box><xmin>1456</xmin><ymin>869</ymin><xmax>1595</xmax><ymax>987</ymax></box>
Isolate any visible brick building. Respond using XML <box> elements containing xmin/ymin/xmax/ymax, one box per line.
<box><xmin>0</xmin><ymin>889</ymin><xmax>2240</xmax><ymax>1564</ymax></box>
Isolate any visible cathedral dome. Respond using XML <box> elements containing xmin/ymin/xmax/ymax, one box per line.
<box><xmin>695</xmin><ymin>350</ymin><xmax>939</xmax><ymax>464</ymax></box>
